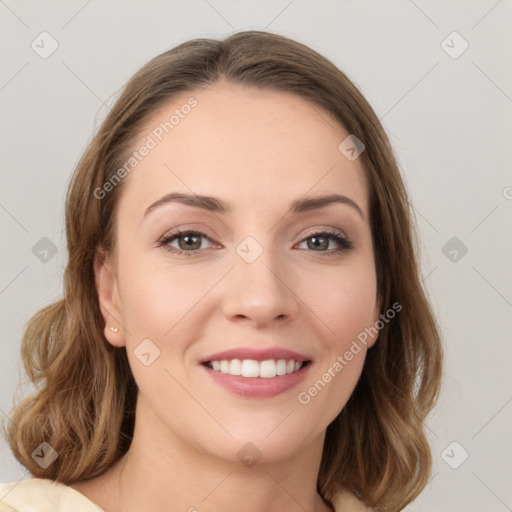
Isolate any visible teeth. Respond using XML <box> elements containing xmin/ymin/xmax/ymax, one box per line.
<box><xmin>241</xmin><ymin>359</ymin><xmax>260</xmax><ymax>377</ymax></box>
<box><xmin>259</xmin><ymin>360</ymin><xmax>276</xmax><ymax>378</ymax></box>
<box><xmin>229</xmin><ymin>359</ymin><xmax>242</xmax><ymax>375</ymax></box>
<box><xmin>276</xmin><ymin>359</ymin><xmax>287</xmax><ymax>376</ymax></box>
<box><xmin>207</xmin><ymin>358</ymin><xmax>306</xmax><ymax>378</ymax></box>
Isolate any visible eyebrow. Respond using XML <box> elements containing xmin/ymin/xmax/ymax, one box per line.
<box><xmin>144</xmin><ymin>192</ymin><xmax>364</xmax><ymax>219</ymax></box>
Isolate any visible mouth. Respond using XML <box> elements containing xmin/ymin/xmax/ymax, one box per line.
<box><xmin>199</xmin><ymin>347</ymin><xmax>312</xmax><ymax>398</ymax></box>
<box><xmin>202</xmin><ymin>358</ymin><xmax>311</xmax><ymax>378</ymax></box>
<box><xmin>198</xmin><ymin>347</ymin><xmax>312</xmax><ymax>398</ymax></box>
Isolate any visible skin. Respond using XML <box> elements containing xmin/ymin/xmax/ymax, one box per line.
<box><xmin>72</xmin><ymin>81</ymin><xmax>380</xmax><ymax>512</ymax></box>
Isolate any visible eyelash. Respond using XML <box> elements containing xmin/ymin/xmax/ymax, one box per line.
<box><xmin>156</xmin><ymin>228</ymin><xmax>354</xmax><ymax>257</ymax></box>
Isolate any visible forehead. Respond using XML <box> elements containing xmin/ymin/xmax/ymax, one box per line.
<box><xmin>118</xmin><ymin>82</ymin><xmax>368</xmax><ymax>220</ymax></box>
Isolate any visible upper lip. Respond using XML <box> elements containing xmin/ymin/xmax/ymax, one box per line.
<box><xmin>199</xmin><ymin>347</ymin><xmax>311</xmax><ymax>364</ymax></box>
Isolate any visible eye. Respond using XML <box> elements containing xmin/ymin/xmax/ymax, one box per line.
<box><xmin>156</xmin><ymin>228</ymin><xmax>353</xmax><ymax>257</ymax></box>
<box><xmin>157</xmin><ymin>229</ymin><xmax>215</xmax><ymax>256</ymax></box>
<box><xmin>296</xmin><ymin>229</ymin><xmax>353</xmax><ymax>256</ymax></box>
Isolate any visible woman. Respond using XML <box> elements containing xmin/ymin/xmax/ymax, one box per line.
<box><xmin>0</xmin><ymin>30</ymin><xmax>442</xmax><ymax>512</ymax></box>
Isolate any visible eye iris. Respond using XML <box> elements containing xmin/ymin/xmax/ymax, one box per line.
<box><xmin>308</xmin><ymin>235</ymin><xmax>328</xmax><ymax>251</ymax></box>
<box><xmin>179</xmin><ymin>234</ymin><xmax>201</xmax><ymax>250</ymax></box>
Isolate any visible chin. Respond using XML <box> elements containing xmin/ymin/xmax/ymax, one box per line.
<box><xmin>199</xmin><ymin>421</ymin><xmax>321</xmax><ymax>467</ymax></box>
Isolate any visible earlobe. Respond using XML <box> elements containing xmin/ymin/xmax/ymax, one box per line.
<box><xmin>94</xmin><ymin>248</ymin><xmax>126</xmax><ymax>348</ymax></box>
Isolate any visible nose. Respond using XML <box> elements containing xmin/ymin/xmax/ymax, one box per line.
<box><xmin>221</xmin><ymin>245</ymin><xmax>300</xmax><ymax>329</ymax></box>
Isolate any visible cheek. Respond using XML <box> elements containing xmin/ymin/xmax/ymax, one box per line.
<box><xmin>333</xmin><ymin>287</ymin><xmax>377</xmax><ymax>351</ymax></box>
<box><xmin>306</xmin><ymin>261</ymin><xmax>378</xmax><ymax>349</ymax></box>
<box><xmin>295</xmin><ymin>270</ymin><xmax>375</xmax><ymax>427</ymax></box>
<box><xmin>116</xmin><ymin>259</ymin><xmax>204</xmax><ymax>398</ymax></box>
<box><xmin>118</xmin><ymin>256</ymin><xmax>209</xmax><ymax>339</ymax></box>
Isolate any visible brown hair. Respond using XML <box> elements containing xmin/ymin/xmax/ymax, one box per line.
<box><xmin>2</xmin><ymin>30</ymin><xmax>442</xmax><ymax>511</ymax></box>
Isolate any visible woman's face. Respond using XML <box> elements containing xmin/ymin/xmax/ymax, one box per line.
<box><xmin>96</xmin><ymin>81</ymin><xmax>380</xmax><ymax>464</ymax></box>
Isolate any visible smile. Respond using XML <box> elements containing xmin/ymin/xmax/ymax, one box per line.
<box><xmin>204</xmin><ymin>359</ymin><xmax>307</xmax><ymax>378</ymax></box>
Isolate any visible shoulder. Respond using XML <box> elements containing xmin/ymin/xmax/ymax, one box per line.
<box><xmin>0</xmin><ymin>478</ymin><xmax>103</xmax><ymax>512</ymax></box>
<box><xmin>332</xmin><ymin>486</ymin><xmax>373</xmax><ymax>512</ymax></box>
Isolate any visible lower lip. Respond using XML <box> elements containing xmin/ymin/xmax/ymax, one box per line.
<box><xmin>200</xmin><ymin>363</ymin><xmax>312</xmax><ymax>398</ymax></box>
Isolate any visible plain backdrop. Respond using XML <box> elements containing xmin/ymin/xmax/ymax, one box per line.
<box><xmin>1</xmin><ymin>1</ymin><xmax>511</xmax><ymax>510</ymax></box>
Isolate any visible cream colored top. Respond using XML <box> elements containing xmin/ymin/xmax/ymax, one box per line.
<box><xmin>0</xmin><ymin>478</ymin><xmax>371</xmax><ymax>511</ymax></box>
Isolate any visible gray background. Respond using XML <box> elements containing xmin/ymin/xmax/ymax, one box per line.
<box><xmin>1</xmin><ymin>1</ymin><xmax>511</xmax><ymax>510</ymax></box>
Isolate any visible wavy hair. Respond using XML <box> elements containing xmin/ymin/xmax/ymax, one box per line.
<box><xmin>1</xmin><ymin>30</ymin><xmax>442</xmax><ymax>511</ymax></box>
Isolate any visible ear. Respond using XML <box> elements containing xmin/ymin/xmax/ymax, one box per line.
<box><xmin>94</xmin><ymin>247</ymin><xmax>126</xmax><ymax>348</ymax></box>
